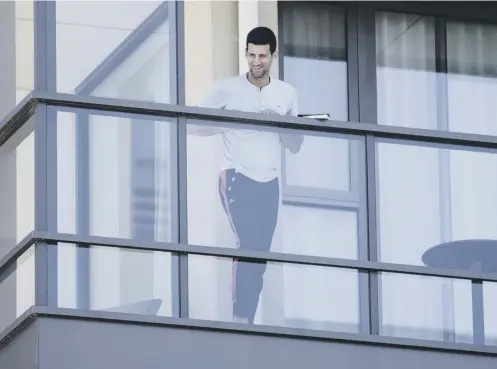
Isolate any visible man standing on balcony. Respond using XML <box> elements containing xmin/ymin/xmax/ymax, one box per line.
<box><xmin>188</xmin><ymin>26</ymin><xmax>303</xmax><ymax>324</ymax></box>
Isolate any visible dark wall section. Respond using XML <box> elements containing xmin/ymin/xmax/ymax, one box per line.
<box><xmin>38</xmin><ymin>317</ymin><xmax>497</xmax><ymax>369</ymax></box>
<box><xmin>0</xmin><ymin>320</ymin><xmax>38</xmax><ymax>369</ymax></box>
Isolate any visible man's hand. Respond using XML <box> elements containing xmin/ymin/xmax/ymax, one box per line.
<box><xmin>279</xmin><ymin>132</ymin><xmax>304</xmax><ymax>154</ymax></box>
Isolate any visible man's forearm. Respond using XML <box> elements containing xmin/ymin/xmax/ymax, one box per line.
<box><xmin>279</xmin><ymin>132</ymin><xmax>304</xmax><ymax>154</ymax></box>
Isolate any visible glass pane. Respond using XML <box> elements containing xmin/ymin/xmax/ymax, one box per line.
<box><xmin>56</xmin><ymin>1</ymin><xmax>171</xmax><ymax>103</ymax></box>
<box><xmin>189</xmin><ymin>255</ymin><xmax>360</xmax><ymax>332</ymax></box>
<box><xmin>0</xmin><ymin>116</ymin><xmax>35</xmax><ymax>260</ymax></box>
<box><xmin>56</xmin><ymin>243</ymin><xmax>176</xmax><ymax>317</ymax></box>
<box><xmin>380</xmin><ymin>273</ymin><xmax>473</xmax><ymax>344</ymax></box>
<box><xmin>282</xmin><ymin>3</ymin><xmax>348</xmax><ymax>121</ymax></box>
<box><xmin>447</xmin><ymin>21</ymin><xmax>497</xmax><ymax>135</ymax></box>
<box><xmin>377</xmin><ymin>140</ymin><xmax>497</xmax><ymax>275</ymax></box>
<box><xmin>0</xmin><ymin>0</ymin><xmax>34</xmax><ymax>120</ymax></box>
<box><xmin>376</xmin><ymin>11</ymin><xmax>497</xmax><ymax>136</ymax></box>
<box><xmin>281</xmin><ymin>3</ymin><xmax>349</xmax><ymax>192</ymax></box>
<box><xmin>0</xmin><ymin>246</ymin><xmax>35</xmax><ymax>334</ymax></box>
<box><xmin>284</xmin><ymin>137</ymin><xmax>351</xmax><ymax>192</ymax></box>
<box><xmin>376</xmin><ymin>11</ymin><xmax>437</xmax><ymax>129</ymax></box>
<box><xmin>187</xmin><ymin>118</ymin><xmax>365</xmax><ymax>260</ymax></box>
<box><xmin>484</xmin><ymin>282</ymin><xmax>497</xmax><ymax>346</ymax></box>
<box><xmin>55</xmin><ymin>107</ymin><xmax>176</xmax><ymax>243</ymax></box>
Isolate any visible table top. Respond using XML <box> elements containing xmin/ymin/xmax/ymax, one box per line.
<box><xmin>422</xmin><ymin>239</ymin><xmax>497</xmax><ymax>273</ymax></box>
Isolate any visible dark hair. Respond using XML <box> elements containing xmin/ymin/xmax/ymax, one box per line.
<box><xmin>246</xmin><ymin>26</ymin><xmax>277</xmax><ymax>54</ymax></box>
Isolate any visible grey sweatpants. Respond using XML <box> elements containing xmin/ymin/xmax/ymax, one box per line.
<box><xmin>218</xmin><ymin>168</ymin><xmax>279</xmax><ymax>323</ymax></box>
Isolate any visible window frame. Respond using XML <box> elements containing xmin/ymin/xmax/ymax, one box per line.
<box><xmin>278</xmin><ymin>1</ymin><xmax>363</xmax><ymax>210</ymax></box>
<box><xmin>277</xmin><ymin>1</ymin><xmax>370</xmax><ymax>334</ymax></box>
<box><xmin>366</xmin><ymin>1</ymin><xmax>497</xmax><ymax>344</ymax></box>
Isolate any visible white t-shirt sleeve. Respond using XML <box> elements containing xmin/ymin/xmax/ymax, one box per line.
<box><xmin>188</xmin><ymin>82</ymin><xmax>228</xmax><ymax>136</ymax></box>
<box><xmin>198</xmin><ymin>81</ymin><xmax>226</xmax><ymax>109</ymax></box>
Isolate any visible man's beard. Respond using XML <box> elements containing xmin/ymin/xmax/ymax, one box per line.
<box><xmin>250</xmin><ymin>67</ymin><xmax>266</xmax><ymax>79</ymax></box>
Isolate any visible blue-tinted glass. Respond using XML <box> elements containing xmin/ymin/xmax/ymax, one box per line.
<box><xmin>56</xmin><ymin>1</ymin><xmax>171</xmax><ymax>103</ymax></box>
<box><xmin>187</xmin><ymin>118</ymin><xmax>366</xmax><ymax>260</ymax></box>
<box><xmin>189</xmin><ymin>255</ymin><xmax>361</xmax><ymax>333</ymax></box>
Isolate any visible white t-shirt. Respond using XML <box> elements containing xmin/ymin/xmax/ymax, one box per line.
<box><xmin>193</xmin><ymin>74</ymin><xmax>299</xmax><ymax>182</ymax></box>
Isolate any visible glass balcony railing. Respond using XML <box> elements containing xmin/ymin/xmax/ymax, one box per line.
<box><xmin>34</xmin><ymin>240</ymin><xmax>495</xmax><ymax>347</ymax></box>
<box><xmin>376</xmin><ymin>139</ymin><xmax>497</xmax><ymax>275</ymax></box>
<box><xmin>0</xmin><ymin>114</ymin><xmax>34</xmax><ymax>261</ymax></box>
<box><xmin>186</xmin><ymin>118</ymin><xmax>366</xmax><ymax>261</ymax></box>
<box><xmin>55</xmin><ymin>243</ymin><xmax>177</xmax><ymax>316</ymax></box>
<box><xmin>2</xmin><ymin>93</ymin><xmax>497</xmax><ymax>353</ymax></box>
<box><xmin>55</xmin><ymin>107</ymin><xmax>177</xmax><ymax>243</ymax></box>
<box><xmin>188</xmin><ymin>254</ymin><xmax>362</xmax><ymax>333</ymax></box>
<box><xmin>0</xmin><ymin>245</ymin><xmax>35</xmax><ymax>334</ymax></box>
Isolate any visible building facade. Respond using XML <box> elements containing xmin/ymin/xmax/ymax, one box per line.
<box><xmin>1</xmin><ymin>1</ymin><xmax>497</xmax><ymax>368</ymax></box>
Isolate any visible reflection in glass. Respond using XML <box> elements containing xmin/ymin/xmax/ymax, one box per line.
<box><xmin>56</xmin><ymin>1</ymin><xmax>171</xmax><ymax>103</ymax></box>
<box><xmin>189</xmin><ymin>255</ymin><xmax>360</xmax><ymax>332</ymax></box>
<box><xmin>0</xmin><ymin>116</ymin><xmax>34</xmax><ymax>260</ymax></box>
<box><xmin>56</xmin><ymin>243</ymin><xmax>176</xmax><ymax>317</ymax></box>
<box><xmin>0</xmin><ymin>0</ymin><xmax>34</xmax><ymax>120</ymax></box>
<box><xmin>380</xmin><ymin>273</ymin><xmax>473</xmax><ymax>344</ymax></box>
<box><xmin>0</xmin><ymin>246</ymin><xmax>35</xmax><ymax>334</ymax></box>
<box><xmin>187</xmin><ymin>119</ymin><xmax>364</xmax><ymax>261</ymax></box>
<box><xmin>55</xmin><ymin>108</ymin><xmax>175</xmax><ymax>242</ymax></box>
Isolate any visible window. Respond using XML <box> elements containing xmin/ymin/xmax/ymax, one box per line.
<box><xmin>56</xmin><ymin>1</ymin><xmax>173</xmax><ymax>103</ymax></box>
<box><xmin>446</xmin><ymin>20</ymin><xmax>497</xmax><ymax>135</ymax></box>
<box><xmin>0</xmin><ymin>0</ymin><xmax>34</xmax><ymax>120</ymax></box>
<box><xmin>279</xmin><ymin>3</ymin><xmax>363</xmax><ymax>248</ymax></box>
<box><xmin>281</xmin><ymin>3</ymin><xmax>348</xmax><ymax>121</ymax></box>
<box><xmin>376</xmin><ymin>10</ymin><xmax>497</xmax><ymax>135</ymax></box>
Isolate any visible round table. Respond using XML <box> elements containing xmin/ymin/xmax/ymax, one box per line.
<box><xmin>422</xmin><ymin>239</ymin><xmax>497</xmax><ymax>346</ymax></box>
<box><xmin>422</xmin><ymin>239</ymin><xmax>497</xmax><ymax>273</ymax></box>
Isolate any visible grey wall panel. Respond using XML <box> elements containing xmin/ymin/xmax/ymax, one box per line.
<box><xmin>0</xmin><ymin>321</ymin><xmax>38</xmax><ymax>369</ymax></box>
<box><xmin>38</xmin><ymin>317</ymin><xmax>497</xmax><ymax>369</ymax></box>
<box><xmin>0</xmin><ymin>1</ymin><xmax>16</xmax><ymax>121</ymax></box>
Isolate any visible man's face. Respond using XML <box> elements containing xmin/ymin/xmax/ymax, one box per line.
<box><xmin>246</xmin><ymin>43</ymin><xmax>274</xmax><ymax>80</ymax></box>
